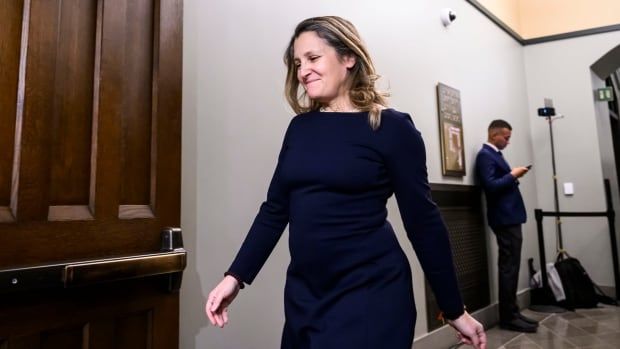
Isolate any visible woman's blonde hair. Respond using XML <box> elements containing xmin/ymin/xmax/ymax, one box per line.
<box><xmin>284</xmin><ymin>16</ymin><xmax>389</xmax><ymax>130</ymax></box>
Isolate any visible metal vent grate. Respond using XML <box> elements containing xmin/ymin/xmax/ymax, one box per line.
<box><xmin>425</xmin><ymin>184</ymin><xmax>490</xmax><ymax>331</ymax></box>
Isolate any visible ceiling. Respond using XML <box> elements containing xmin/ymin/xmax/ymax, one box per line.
<box><xmin>468</xmin><ymin>0</ymin><xmax>620</xmax><ymax>44</ymax></box>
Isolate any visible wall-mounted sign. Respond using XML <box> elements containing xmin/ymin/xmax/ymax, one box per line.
<box><xmin>436</xmin><ymin>83</ymin><xmax>465</xmax><ymax>177</ymax></box>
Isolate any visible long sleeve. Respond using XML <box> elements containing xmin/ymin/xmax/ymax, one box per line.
<box><xmin>227</xmin><ymin>125</ymin><xmax>292</xmax><ymax>285</ymax></box>
<box><xmin>382</xmin><ymin>114</ymin><xmax>464</xmax><ymax>319</ymax></box>
<box><xmin>475</xmin><ymin>151</ymin><xmax>517</xmax><ymax>193</ymax></box>
<box><xmin>475</xmin><ymin>146</ymin><xmax>527</xmax><ymax>227</ymax></box>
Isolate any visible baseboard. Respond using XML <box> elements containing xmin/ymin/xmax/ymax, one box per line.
<box><xmin>413</xmin><ymin>289</ymin><xmax>531</xmax><ymax>349</ymax></box>
<box><xmin>598</xmin><ymin>285</ymin><xmax>617</xmax><ymax>299</ymax></box>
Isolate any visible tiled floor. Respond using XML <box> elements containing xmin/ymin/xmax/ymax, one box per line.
<box><xmin>483</xmin><ymin>305</ymin><xmax>620</xmax><ymax>349</ymax></box>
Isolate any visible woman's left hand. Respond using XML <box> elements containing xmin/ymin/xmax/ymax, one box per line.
<box><xmin>447</xmin><ymin>311</ymin><xmax>486</xmax><ymax>349</ymax></box>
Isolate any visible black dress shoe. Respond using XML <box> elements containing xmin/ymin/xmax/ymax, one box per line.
<box><xmin>499</xmin><ymin>318</ymin><xmax>538</xmax><ymax>333</ymax></box>
<box><xmin>516</xmin><ymin>312</ymin><xmax>539</xmax><ymax>326</ymax></box>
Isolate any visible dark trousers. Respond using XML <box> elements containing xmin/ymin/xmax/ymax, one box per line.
<box><xmin>492</xmin><ymin>224</ymin><xmax>523</xmax><ymax>321</ymax></box>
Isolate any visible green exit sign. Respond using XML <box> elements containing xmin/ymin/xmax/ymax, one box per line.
<box><xmin>596</xmin><ymin>87</ymin><xmax>614</xmax><ymax>101</ymax></box>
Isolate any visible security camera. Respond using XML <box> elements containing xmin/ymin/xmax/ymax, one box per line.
<box><xmin>440</xmin><ymin>8</ymin><xmax>456</xmax><ymax>26</ymax></box>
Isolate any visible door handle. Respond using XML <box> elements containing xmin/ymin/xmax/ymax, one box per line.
<box><xmin>63</xmin><ymin>250</ymin><xmax>186</xmax><ymax>287</ymax></box>
<box><xmin>0</xmin><ymin>228</ymin><xmax>186</xmax><ymax>293</ymax></box>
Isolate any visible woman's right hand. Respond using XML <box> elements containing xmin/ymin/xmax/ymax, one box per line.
<box><xmin>205</xmin><ymin>275</ymin><xmax>241</xmax><ymax>328</ymax></box>
<box><xmin>448</xmin><ymin>311</ymin><xmax>486</xmax><ymax>349</ymax></box>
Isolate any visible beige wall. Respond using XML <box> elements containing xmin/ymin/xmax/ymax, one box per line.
<box><xmin>523</xmin><ymin>31</ymin><xmax>620</xmax><ymax>287</ymax></box>
<box><xmin>478</xmin><ymin>0</ymin><xmax>620</xmax><ymax>39</ymax></box>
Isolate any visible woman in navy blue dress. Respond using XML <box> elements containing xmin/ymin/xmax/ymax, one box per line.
<box><xmin>206</xmin><ymin>16</ymin><xmax>486</xmax><ymax>349</ymax></box>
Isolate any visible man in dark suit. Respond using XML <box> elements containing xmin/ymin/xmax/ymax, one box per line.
<box><xmin>475</xmin><ymin>119</ymin><xmax>538</xmax><ymax>333</ymax></box>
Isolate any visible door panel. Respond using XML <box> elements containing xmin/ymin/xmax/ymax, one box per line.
<box><xmin>1</xmin><ymin>277</ymin><xmax>179</xmax><ymax>349</ymax></box>
<box><xmin>0</xmin><ymin>0</ymin><xmax>23</xmax><ymax>211</ymax></box>
<box><xmin>0</xmin><ymin>0</ymin><xmax>183</xmax><ymax>347</ymax></box>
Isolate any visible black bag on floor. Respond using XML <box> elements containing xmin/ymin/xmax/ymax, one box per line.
<box><xmin>554</xmin><ymin>252</ymin><xmax>598</xmax><ymax>309</ymax></box>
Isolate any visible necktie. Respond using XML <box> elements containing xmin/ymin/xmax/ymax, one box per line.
<box><xmin>498</xmin><ymin>151</ymin><xmax>510</xmax><ymax>167</ymax></box>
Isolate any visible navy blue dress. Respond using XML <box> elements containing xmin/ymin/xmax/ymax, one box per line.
<box><xmin>228</xmin><ymin>109</ymin><xmax>464</xmax><ymax>349</ymax></box>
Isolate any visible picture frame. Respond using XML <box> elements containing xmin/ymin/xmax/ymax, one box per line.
<box><xmin>436</xmin><ymin>83</ymin><xmax>466</xmax><ymax>177</ymax></box>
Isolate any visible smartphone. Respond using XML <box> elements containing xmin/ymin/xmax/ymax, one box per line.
<box><xmin>526</xmin><ymin>164</ymin><xmax>532</xmax><ymax>170</ymax></box>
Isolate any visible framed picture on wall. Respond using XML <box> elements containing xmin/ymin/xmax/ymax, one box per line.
<box><xmin>437</xmin><ymin>83</ymin><xmax>466</xmax><ymax>177</ymax></box>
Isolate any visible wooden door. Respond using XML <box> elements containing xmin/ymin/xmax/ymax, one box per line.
<box><xmin>0</xmin><ymin>0</ymin><xmax>184</xmax><ymax>348</ymax></box>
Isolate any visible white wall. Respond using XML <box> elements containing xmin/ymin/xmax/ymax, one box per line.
<box><xmin>523</xmin><ymin>31</ymin><xmax>620</xmax><ymax>287</ymax></box>
<box><xmin>181</xmin><ymin>1</ymin><xmax>539</xmax><ymax>348</ymax></box>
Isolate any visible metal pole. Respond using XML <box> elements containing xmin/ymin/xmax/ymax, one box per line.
<box><xmin>535</xmin><ymin>209</ymin><xmax>549</xmax><ymax>290</ymax></box>
<box><xmin>548</xmin><ymin>117</ymin><xmax>563</xmax><ymax>249</ymax></box>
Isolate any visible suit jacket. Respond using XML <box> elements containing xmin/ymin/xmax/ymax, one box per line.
<box><xmin>475</xmin><ymin>144</ymin><xmax>526</xmax><ymax>228</ymax></box>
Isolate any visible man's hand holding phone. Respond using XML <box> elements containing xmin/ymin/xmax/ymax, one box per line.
<box><xmin>511</xmin><ymin>165</ymin><xmax>531</xmax><ymax>178</ymax></box>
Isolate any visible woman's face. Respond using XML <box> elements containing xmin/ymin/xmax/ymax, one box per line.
<box><xmin>293</xmin><ymin>31</ymin><xmax>355</xmax><ymax>105</ymax></box>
